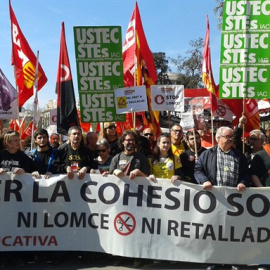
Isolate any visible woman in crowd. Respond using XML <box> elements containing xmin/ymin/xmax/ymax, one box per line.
<box><xmin>0</xmin><ymin>131</ymin><xmax>39</xmax><ymax>175</ymax></box>
<box><xmin>148</xmin><ymin>133</ymin><xmax>182</xmax><ymax>184</ymax></box>
<box><xmin>90</xmin><ymin>138</ymin><xmax>112</xmax><ymax>175</ymax></box>
<box><xmin>98</xmin><ymin>122</ymin><xmax>120</xmax><ymax>157</ymax></box>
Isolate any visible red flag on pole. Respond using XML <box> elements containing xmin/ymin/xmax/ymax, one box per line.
<box><xmin>222</xmin><ymin>97</ymin><xmax>260</xmax><ymax>134</ymax></box>
<box><xmin>122</xmin><ymin>2</ymin><xmax>160</xmax><ymax>136</ymax></box>
<box><xmin>9</xmin><ymin>1</ymin><xmax>47</xmax><ymax>108</ymax></box>
<box><xmin>56</xmin><ymin>22</ymin><xmax>80</xmax><ymax>135</ymax></box>
<box><xmin>21</xmin><ymin>120</ymin><xmax>37</xmax><ymax>140</ymax></box>
<box><xmin>202</xmin><ymin>15</ymin><xmax>218</xmax><ymax>113</ymax></box>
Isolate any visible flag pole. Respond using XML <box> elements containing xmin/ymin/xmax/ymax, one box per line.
<box><xmin>193</xmin><ymin>129</ymin><xmax>198</xmax><ymax>160</ymax></box>
<box><xmin>31</xmin><ymin>50</ymin><xmax>39</xmax><ymax>150</ymax></box>
<box><xmin>168</xmin><ymin>111</ymin><xmax>171</xmax><ymax>130</ymax></box>
<box><xmin>242</xmin><ymin>96</ymin><xmax>246</xmax><ymax>154</ymax></box>
<box><xmin>211</xmin><ymin>110</ymin><xmax>214</xmax><ymax>147</ymax></box>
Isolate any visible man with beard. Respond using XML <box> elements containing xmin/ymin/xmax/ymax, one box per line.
<box><xmin>58</xmin><ymin>126</ymin><xmax>97</xmax><ymax>180</ymax></box>
<box><xmin>109</xmin><ymin>130</ymin><xmax>150</xmax><ymax>179</ymax></box>
<box><xmin>180</xmin><ymin>130</ymin><xmax>206</xmax><ymax>184</ymax></box>
<box><xmin>109</xmin><ymin>130</ymin><xmax>150</xmax><ymax>268</ymax></box>
<box><xmin>170</xmin><ymin>124</ymin><xmax>188</xmax><ymax>156</ymax></box>
<box><xmin>50</xmin><ymin>133</ymin><xmax>61</xmax><ymax>148</ymax></box>
<box><xmin>29</xmin><ymin>129</ymin><xmax>62</xmax><ymax>178</ymax></box>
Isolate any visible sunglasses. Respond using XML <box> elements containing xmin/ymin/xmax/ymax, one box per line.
<box><xmin>107</xmin><ymin>125</ymin><xmax>116</xmax><ymax>130</ymax></box>
<box><xmin>144</xmin><ymin>133</ymin><xmax>153</xmax><ymax>137</ymax></box>
<box><xmin>97</xmin><ymin>149</ymin><xmax>107</xmax><ymax>153</ymax></box>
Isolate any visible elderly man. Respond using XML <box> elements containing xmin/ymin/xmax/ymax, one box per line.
<box><xmin>194</xmin><ymin>127</ymin><xmax>250</xmax><ymax>270</ymax></box>
<box><xmin>194</xmin><ymin>126</ymin><xmax>250</xmax><ymax>191</ymax></box>
<box><xmin>170</xmin><ymin>124</ymin><xmax>188</xmax><ymax>156</ymax></box>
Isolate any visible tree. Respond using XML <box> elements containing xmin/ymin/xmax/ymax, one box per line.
<box><xmin>153</xmin><ymin>52</ymin><xmax>171</xmax><ymax>85</ymax></box>
<box><xmin>169</xmin><ymin>38</ymin><xmax>204</xmax><ymax>89</ymax></box>
<box><xmin>213</xmin><ymin>0</ymin><xmax>224</xmax><ymax>30</ymax></box>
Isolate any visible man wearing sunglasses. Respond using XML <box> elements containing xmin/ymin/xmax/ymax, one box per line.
<box><xmin>142</xmin><ymin>127</ymin><xmax>156</xmax><ymax>153</ymax></box>
<box><xmin>234</xmin><ymin>115</ymin><xmax>265</xmax><ymax>166</ymax></box>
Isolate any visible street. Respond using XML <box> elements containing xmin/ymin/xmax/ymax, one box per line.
<box><xmin>1</xmin><ymin>252</ymin><xmax>259</xmax><ymax>270</ymax></box>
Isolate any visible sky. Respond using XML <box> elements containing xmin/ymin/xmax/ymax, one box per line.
<box><xmin>0</xmin><ymin>0</ymin><xmax>222</xmax><ymax>109</ymax></box>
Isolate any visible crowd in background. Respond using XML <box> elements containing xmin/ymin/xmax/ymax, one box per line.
<box><xmin>0</xmin><ymin>118</ymin><xmax>269</xmax><ymax>269</ymax></box>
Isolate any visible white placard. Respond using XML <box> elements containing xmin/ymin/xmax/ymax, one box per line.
<box><xmin>114</xmin><ymin>86</ymin><xmax>148</xmax><ymax>114</ymax></box>
<box><xmin>151</xmin><ymin>85</ymin><xmax>184</xmax><ymax>111</ymax></box>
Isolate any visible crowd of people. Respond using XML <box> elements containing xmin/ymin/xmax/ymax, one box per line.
<box><xmin>0</xmin><ymin>118</ymin><xmax>269</xmax><ymax>269</ymax></box>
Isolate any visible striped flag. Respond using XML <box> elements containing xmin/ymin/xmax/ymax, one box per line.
<box><xmin>202</xmin><ymin>15</ymin><xmax>218</xmax><ymax>113</ymax></box>
<box><xmin>122</xmin><ymin>2</ymin><xmax>160</xmax><ymax>136</ymax></box>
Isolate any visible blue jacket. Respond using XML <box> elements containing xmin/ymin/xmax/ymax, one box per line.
<box><xmin>194</xmin><ymin>146</ymin><xmax>250</xmax><ymax>187</ymax></box>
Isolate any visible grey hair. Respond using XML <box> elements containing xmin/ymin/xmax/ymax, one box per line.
<box><xmin>68</xmin><ymin>126</ymin><xmax>82</xmax><ymax>136</ymax></box>
<box><xmin>249</xmin><ymin>129</ymin><xmax>265</xmax><ymax>140</ymax></box>
<box><xmin>215</xmin><ymin>126</ymin><xmax>233</xmax><ymax>142</ymax></box>
<box><xmin>96</xmin><ymin>138</ymin><xmax>110</xmax><ymax>149</ymax></box>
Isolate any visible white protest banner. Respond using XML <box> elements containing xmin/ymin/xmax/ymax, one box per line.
<box><xmin>0</xmin><ymin>173</ymin><xmax>269</xmax><ymax>265</ymax></box>
<box><xmin>0</xmin><ymin>69</ymin><xmax>18</xmax><ymax>119</ymax></box>
<box><xmin>114</xmin><ymin>86</ymin><xmax>148</xmax><ymax>114</ymax></box>
<box><xmin>151</xmin><ymin>85</ymin><xmax>184</xmax><ymax>111</ymax></box>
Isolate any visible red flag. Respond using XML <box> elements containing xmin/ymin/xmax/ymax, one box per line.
<box><xmin>202</xmin><ymin>16</ymin><xmax>218</xmax><ymax>113</ymax></box>
<box><xmin>223</xmin><ymin>98</ymin><xmax>260</xmax><ymax>134</ymax></box>
<box><xmin>122</xmin><ymin>2</ymin><xmax>160</xmax><ymax>136</ymax></box>
<box><xmin>9</xmin><ymin>2</ymin><xmax>47</xmax><ymax>108</ymax></box>
<box><xmin>56</xmin><ymin>22</ymin><xmax>80</xmax><ymax>135</ymax></box>
<box><xmin>9</xmin><ymin>117</ymin><xmax>25</xmax><ymax>133</ymax></box>
<box><xmin>21</xmin><ymin>120</ymin><xmax>37</xmax><ymax>140</ymax></box>
<box><xmin>9</xmin><ymin>119</ymin><xmax>19</xmax><ymax>131</ymax></box>
<box><xmin>77</xmin><ymin>110</ymin><xmax>91</xmax><ymax>133</ymax></box>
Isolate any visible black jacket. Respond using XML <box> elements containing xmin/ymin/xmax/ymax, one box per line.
<box><xmin>194</xmin><ymin>146</ymin><xmax>250</xmax><ymax>187</ymax></box>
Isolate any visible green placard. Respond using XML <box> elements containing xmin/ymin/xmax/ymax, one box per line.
<box><xmin>220</xmin><ymin>0</ymin><xmax>270</xmax><ymax>99</ymax></box>
<box><xmin>74</xmin><ymin>26</ymin><xmax>125</xmax><ymax>122</ymax></box>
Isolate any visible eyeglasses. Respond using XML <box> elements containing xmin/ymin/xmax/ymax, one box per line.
<box><xmin>144</xmin><ymin>133</ymin><xmax>153</xmax><ymax>137</ymax></box>
<box><xmin>125</xmin><ymin>139</ymin><xmax>135</xmax><ymax>142</ymax></box>
<box><xmin>97</xmin><ymin>149</ymin><xmax>107</xmax><ymax>153</ymax></box>
<box><xmin>172</xmin><ymin>130</ymin><xmax>182</xmax><ymax>133</ymax></box>
<box><xmin>249</xmin><ymin>137</ymin><xmax>261</xmax><ymax>141</ymax></box>
<box><xmin>220</xmin><ymin>135</ymin><xmax>234</xmax><ymax>139</ymax></box>
<box><xmin>107</xmin><ymin>125</ymin><xmax>116</xmax><ymax>130</ymax></box>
